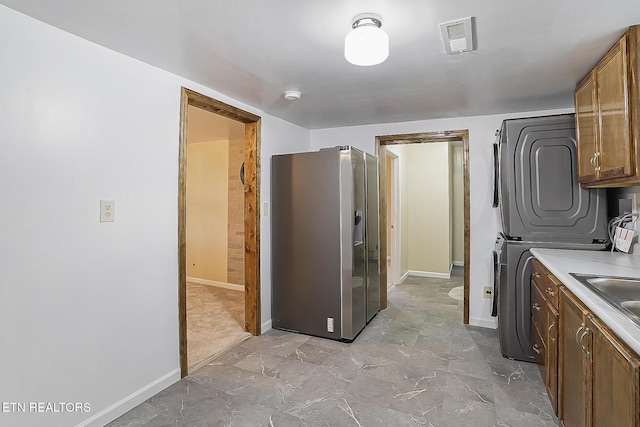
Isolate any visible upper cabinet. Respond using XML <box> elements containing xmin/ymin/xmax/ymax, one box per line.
<box><xmin>575</xmin><ymin>25</ymin><xmax>639</xmax><ymax>187</ymax></box>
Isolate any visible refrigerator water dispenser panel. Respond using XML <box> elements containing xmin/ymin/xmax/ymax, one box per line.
<box><xmin>354</xmin><ymin>210</ymin><xmax>363</xmax><ymax>245</ymax></box>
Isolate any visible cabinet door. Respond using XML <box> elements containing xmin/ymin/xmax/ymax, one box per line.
<box><xmin>575</xmin><ymin>75</ymin><xmax>599</xmax><ymax>184</ymax></box>
<box><xmin>596</xmin><ymin>35</ymin><xmax>633</xmax><ymax>180</ymax></box>
<box><xmin>590</xmin><ymin>317</ymin><xmax>640</xmax><ymax>427</ymax></box>
<box><xmin>559</xmin><ymin>287</ymin><xmax>591</xmax><ymax>427</ymax></box>
<box><xmin>546</xmin><ymin>304</ymin><xmax>559</xmax><ymax>416</ymax></box>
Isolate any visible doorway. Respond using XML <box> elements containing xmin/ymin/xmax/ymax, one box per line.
<box><xmin>184</xmin><ymin>106</ymin><xmax>249</xmax><ymax>372</ymax></box>
<box><xmin>385</xmin><ymin>150</ymin><xmax>400</xmax><ymax>288</ymax></box>
<box><xmin>376</xmin><ymin>130</ymin><xmax>470</xmax><ymax>323</ymax></box>
<box><xmin>178</xmin><ymin>88</ymin><xmax>262</xmax><ymax>377</ymax></box>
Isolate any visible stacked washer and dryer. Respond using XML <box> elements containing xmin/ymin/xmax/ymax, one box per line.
<box><xmin>492</xmin><ymin>114</ymin><xmax>608</xmax><ymax>362</ymax></box>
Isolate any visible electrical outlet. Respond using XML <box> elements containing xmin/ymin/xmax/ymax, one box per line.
<box><xmin>483</xmin><ymin>286</ymin><xmax>493</xmax><ymax>299</ymax></box>
<box><xmin>100</xmin><ymin>200</ymin><xmax>115</xmax><ymax>222</ymax></box>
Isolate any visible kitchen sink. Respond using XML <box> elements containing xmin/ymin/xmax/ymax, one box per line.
<box><xmin>570</xmin><ymin>273</ymin><xmax>640</xmax><ymax>327</ymax></box>
<box><xmin>622</xmin><ymin>301</ymin><xmax>640</xmax><ymax>318</ymax></box>
<box><xmin>585</xmin><ymin>277</ymin><xmax>640</xmax><ymax>300</ymax></box>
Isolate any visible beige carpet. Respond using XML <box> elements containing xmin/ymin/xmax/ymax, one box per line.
<box><xmin>186</xmin><ymin>282</ymin><xmax>250</xmax><ymax>371</ymax></box>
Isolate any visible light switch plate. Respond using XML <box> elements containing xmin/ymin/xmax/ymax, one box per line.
<box><xmin>100</xmin><ymin>200</ymin><xmax>115</xmax><ymax>222</ymax></box>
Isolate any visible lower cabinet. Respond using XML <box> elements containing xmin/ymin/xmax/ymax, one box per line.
<box><xmin>555</xmin><ymin>279</ymin><xmax>640</xmax><ymax>427</ymax></box>
<box><xmin>533</xmin><ymin>258</ymin><xmax>640</xmax><ymax>426</ymax></box>
<box><xmin>590</xmin><ymin>316</ymin><xmax>640</xmax><ymax>426</ymax></box>
<box><xmin>546</xmin><ymin>304</ymin><xmax>559</xmax><ymax>415</ymax></box>
<box><xmin>558</xmin><ymin>287</ymin><xmax>591</xmax><ymax>426</ymax></box>
<box><xmin>531</xmin><ymin>259</ymin><xmax>559</xmax><ymax>414</ymax></box>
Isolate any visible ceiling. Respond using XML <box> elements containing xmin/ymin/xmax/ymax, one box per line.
<box><xmin>2</xmin><ymin>0</ymin><xmax>639</xmax><ymax>130</ymax></box>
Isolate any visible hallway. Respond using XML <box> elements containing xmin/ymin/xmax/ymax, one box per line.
<box><xmin>109</xmin><ymin>268</ymin><xmax>555</xmax><ymax>426</ymax></box>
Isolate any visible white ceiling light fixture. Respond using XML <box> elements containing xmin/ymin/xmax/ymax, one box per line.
<box><xmin>344</xmin><ymin>13</ymin><xmax>389</xmax><ymax>66</ymax></box>
<box><xmin>284</xmin><ymin>90</ymin><xmax>301</xmax><ymax>101</ymax></box>
<box><xmin>440</xmin><ymin>17</ymin><xmax>475</xmax><ymax>55</ymax></box>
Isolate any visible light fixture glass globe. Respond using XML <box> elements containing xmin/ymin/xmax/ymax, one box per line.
<box><xmin>344</xmin><ymin>24</ymin><xmax>389</xmax><ymax>66</ymax></box>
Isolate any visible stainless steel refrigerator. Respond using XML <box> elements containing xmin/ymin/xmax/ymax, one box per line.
<box><xmin>271</xmin><ymin>146</ymin><xmax>380</xmax><ymax>341</ymax></box>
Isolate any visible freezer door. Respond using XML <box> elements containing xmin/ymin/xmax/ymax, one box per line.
<box><xmin>365</xmin><ymin>153</ymin><xmax>381</xmax><ymax>322</ymax></box>
<box><xmin>499</xmin><ymin>114</ymin><xmax>607</xmax><ymax>242</ymax></box>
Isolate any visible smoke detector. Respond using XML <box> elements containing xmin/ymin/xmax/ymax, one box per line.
<box><xmin>440</xmin><ymin>17</ymin><xmax>475</xmax><ymax>55</ymax></box>
<box><xmin>284</xmin><ymin>90</ymin><xmax>301</xmax><ymax>101</ymax></box>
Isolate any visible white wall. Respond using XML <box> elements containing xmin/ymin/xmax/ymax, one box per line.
<box><xmin>390</xmin><ymin>143</ymin><xmax>452</xmax><ymax>276</ymax></box>
<box><xmin>451</xmin><ymin>144</ymin><xmax>464</xmax><ymax>264</ymax></box>
<box><xmin>186</xmin><ymin>141</ymin><xmax>228</xmax><ymax>282</ymax></box>
<box><xmin>310</xmin><ymin>107</ymin><xmax>573</xmax><ymax>328</ymax></box>
<box><xmin>0</xmin><ymin>6</ymin><xmax>310</xmax><ymax>427</ymax></box>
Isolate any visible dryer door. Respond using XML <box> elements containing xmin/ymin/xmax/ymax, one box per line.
<box><xmin>500</xmin><ymin>114</ymin><xmax>606</xmax><ymax>242</ymax></box>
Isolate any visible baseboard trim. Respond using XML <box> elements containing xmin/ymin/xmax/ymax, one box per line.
<box><xmin>76</xmin><ymin>368</ymin><xmax>180</xmax><ymax>427</ymax></box>
<box><xmin>407</xmin><ymin>270</ymin><xmax>451</xmax><ymax>279</ymax></box>
<box><xmin>261</xmin><ymin>319</ymin><xmax>272</xmax><ymax>334</ymax></box>
<box><xmin>469</xmin><ymin>317</ymin><xmax>498</xmax><ymax>329</ymax></box>
<box><xmin>186</xmin><ymin>277</ymin><xmax>244</xmax><ymax>292</ymax></box>
<box><xmin>399</xmin><ymin>271</ymin><xmax>410</xmax><ymax>283</ymax></box>
<box><xmin>453</xmin><ymin>261</ymin><xmax>464</xmax><ymax>267</ymax></box>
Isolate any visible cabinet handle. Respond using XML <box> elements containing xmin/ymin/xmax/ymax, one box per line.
<box><xmin>532</xmin><ymin>343</ymin><xmax>541</xmax><ymax>354</ymax></box>
<box><xmin>575</xmin><ymin>323</ymin><xmax>585</xmax><ymax>344</ymax></box>
<box><xmin>590</xmin><ymin>152</ymin><xmax>602</xmax><ymax>171</ymax></box>
<box><xmin>579</xmin><ymin>327</ymin><xmax>590</xmax><ymax>358</ymax></box>
<box><xmin>549</xmin><ymin>321</ymin><xmax>556</xmax><ymax>342</ymax></box>
<box><xmin>532</xmin><ymin>302</ymin><xmax>542</xmax><ymax>312</ymax></box>
<box><xmin>545</xmin><ymin>287</ymin><xmax>556</xmax><ymax>297</ymax></box>
<box><xmin>533</xmin><ymin>272</ymin><xmax>541</xmax><ymax>279</ymax></box>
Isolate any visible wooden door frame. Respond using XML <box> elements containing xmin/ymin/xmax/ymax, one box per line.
<box><xmin>386</xmin><ymin>150</ymin><xmax>400</xmax><ymax>285</ymax></box>
<box><xmin>376</xmin><ymin>129</ymin><xmax>470</xmax><ymax>324</ymax></box>
<box><xmin>178</xmin><ymin>87</ymin><xmax>262</xmax><ymax>377</ymax></box>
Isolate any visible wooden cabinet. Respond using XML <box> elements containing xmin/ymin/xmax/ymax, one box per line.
<box><xmin>590</xmin><ymin>316</ymin><xmax>640</xmax><ymax>426</ymax></box>
<box><xmin>530</xmin><ymin>259</ymin><xmax>560</xmax><ymax>414</ymax></box>
<box><xmin>575</xmin><ymin>25</ymin><xmax>640</xmax><ymax>187</ymax></box>
<box><xmin>533</xmin><ymin>258</ymin><xmax>640</xmax><ymax>426</ymax></box>
<box><xmin>556</xmin><ymin>282</ymin><xmax>640</xmax><ymax>427</ymax></box>
<box><xmin>558</xmin><ymin>286</ymin><xmax>591</xmax><ymax>427</ymax></box>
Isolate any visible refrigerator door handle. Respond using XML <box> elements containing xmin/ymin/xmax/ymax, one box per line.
<box><xmin>492</xmin><ymin>142</ymin><xmax>499</xmax><ymax>208</ymax></box>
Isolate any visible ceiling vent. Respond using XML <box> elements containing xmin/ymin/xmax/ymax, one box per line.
<box><xmin>440</xmin><ymin>17</ymin><xmax>475</xmax><ymax>55</ymax></box>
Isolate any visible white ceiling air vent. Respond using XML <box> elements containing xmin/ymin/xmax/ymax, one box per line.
<box><xmin>440</xmin><ymin>17</ymin><xmax>475</xmax><ymax>55</ymax></box>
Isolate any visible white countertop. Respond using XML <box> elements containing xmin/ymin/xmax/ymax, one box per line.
<box><xmin>530</xmin><ymin>248</ymin><xmax>640</xmax><ymax>355</ymax></box>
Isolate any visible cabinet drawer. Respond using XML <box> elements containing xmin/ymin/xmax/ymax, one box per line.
<box><xmin>532</xmin><ymin>320</ymin><xmax>547</xmax><ymax>381</ymax></box>
<box><xmin>532</xmin><ymin>259</ymin><xmax>546</xmax><ymax>285</ymax></box>
<box><xmin>546</xmin><ymin>275</ymin><xmax>560</xmax><ymax>309</ymax></box>
<box><xmin>532</xmin><ymin>280</ymin><xmax>547</xmax><ymax>332</ymax></box>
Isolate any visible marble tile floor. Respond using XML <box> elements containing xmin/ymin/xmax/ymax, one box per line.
<box><xmin>108</xmin><ymin>268</ymin><xmax>557</xmax><ymax>426</ymax></box>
